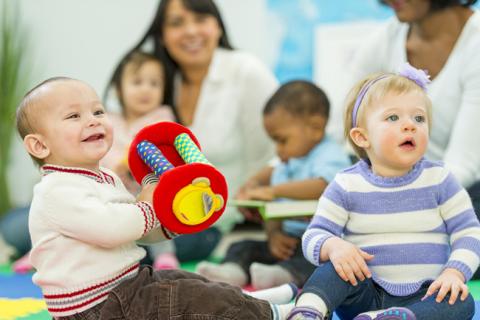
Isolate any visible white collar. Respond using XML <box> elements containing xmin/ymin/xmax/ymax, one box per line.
<box><xmin>41</xmin><ymin>165</ymin><xmax>116</xmax><ymax>185</ymax></box>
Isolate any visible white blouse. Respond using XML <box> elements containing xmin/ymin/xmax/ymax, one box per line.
<box><xmin>176</xmin><ymin>48</ymin><xmax>278</xmax><ymax>231</ymax></box>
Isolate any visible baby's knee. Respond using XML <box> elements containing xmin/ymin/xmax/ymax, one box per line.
<box><xmin>451</xmin><ymin>293</ymin><xmax>475</xmax><ymax>319</ymax></box>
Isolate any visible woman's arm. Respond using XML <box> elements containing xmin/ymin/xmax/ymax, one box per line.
<box><xmin>239</xmin><ymin>54</ymin><xmax>278</xmax><ymax>176</ymax></box>
<box><xmin>442</xmin><ymin>54</ymin><xmax>480</xmax><ymax>187</ymax></box>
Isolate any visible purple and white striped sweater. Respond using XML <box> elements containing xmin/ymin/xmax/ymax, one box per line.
<box><xmin>303</xmin><ymin>158</ymin><xmax>480</xmax><ymax>296</ymax></box>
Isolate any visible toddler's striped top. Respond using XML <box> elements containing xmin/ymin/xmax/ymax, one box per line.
<box><xmin>303</xmin><ymin>158</ymin><xmax>480</xmax><ymax>296</ymax></box>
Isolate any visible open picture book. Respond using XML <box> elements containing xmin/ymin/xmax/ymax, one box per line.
<box><xmin>228</xmin><ymin>199</ymin><xmax>318</xmax><ymax>220</ymax></box>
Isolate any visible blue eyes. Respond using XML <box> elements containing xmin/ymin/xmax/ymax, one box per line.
<box><xmin>414</xmin><ymin>115</ymin><xmax>425</xmax><ymax>123</ymax></box>
<box><xmin>386</xmin><ymin>114</ymin><xmax>425</xmax><ymax>123</ymax></box>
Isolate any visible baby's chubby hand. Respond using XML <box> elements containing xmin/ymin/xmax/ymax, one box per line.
<box><xmin>234</xmin><ymin>180</ymin><xmax>265</xmax><ymax>223</ymax></box>
<box><xmin>422</xmin><ymin>268</ymin><xmax>469</xmax><ymax>305</ymax></box>
<box><xmin>136</xmin><ymin>183</ymin><xmax>157</xmax><ymax>203</ymax></box>
<box><xmin>323</xmin><ymin>237</ymin><xmax>374</xmax><ymax>286</ymax></box>
<box><xmin>245</xmin><ymin>186</ymin><xmax>275</xmax><ymax>201</ymax></box>
<box><xmin>268</xmin><ymin>230</ymin><xmax>299</xmax><ymax>260</ymax></box>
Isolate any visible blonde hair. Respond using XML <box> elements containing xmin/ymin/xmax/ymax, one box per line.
<box><xmin>16</xmin><ymin>77</ymin><xmax>76</xmax><ymax>165</ymax></box>
<box><xmin>344</xmin><ymin>73</ymin><xmax>432</xmax><ymax>160</ymax></box>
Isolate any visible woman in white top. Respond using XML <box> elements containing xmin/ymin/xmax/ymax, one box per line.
<box><xmin>330</xmin><ymin>0</ymin><xmax>480</xmax><ymax>241</ymax></box>
<box><xmin>111</xmin><ymin>0</ymin><xmax>278</xmax><ymax>265</ymax></box>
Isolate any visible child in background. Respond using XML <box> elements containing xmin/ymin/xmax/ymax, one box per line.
<box><xmin>286</xmin><ymin>64</ymin><xmax>479</xmax><ymax>320</ymax></box>
<box><xmin>17</xmin><ymin>77</ymin><xmax>296</xmax><ymax>319</ymax></box>
<box><xmin>102</xmin><ymin>50</ymin><xmax>174</xmax><ymax>194</ymax></box>
<box><xmin>197</xmin><ymin>80</ymin><xmax>351</xmax><ymax>289</ymax></box>
<box><xmin>102</xmin><ymin>50</ymin><xmax>182</xmax><ymax>270</ymax></box>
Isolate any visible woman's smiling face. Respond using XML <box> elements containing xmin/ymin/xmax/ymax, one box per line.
<box><xmin>162</xmin><ymin>0</ymin><xmax>222</xmax><ymax>70</ymax></box>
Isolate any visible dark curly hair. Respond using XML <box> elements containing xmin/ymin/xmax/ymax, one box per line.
<box><xmin>263</xmin><ymin>80</ymin><xmax>330</xmax><ymax>119</ymax></box>
<box><xmin>380</xmin><ymin>0</ymin><xmax>477</xmax><ymax>10</ymax></box>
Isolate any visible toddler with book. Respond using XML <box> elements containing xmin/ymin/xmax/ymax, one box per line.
<box><xmin>197</xmin><ymin>80</ymin><xmax>351</xmax><ymax>289</ymax></box>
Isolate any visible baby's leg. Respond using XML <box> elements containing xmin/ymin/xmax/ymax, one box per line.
<box><xmin>196</xmin><ymin>239</ymin><xmax>274</xmax><ymax>286</ymax></box>
<box><xmin>250</xmin><ymin>262</ymin><xmax>294</xmax><ymax>289</ymax></box>
<box><xmin>105</xmin><ymin>267</ymin><xmax>289</xmax><ymax>319</ymax></box>
<box><xmin>158</xmin><ymin>269</ymin><xmax>292</xmax><ymax>319</ymax></box>
<box><xmin>406</xmin><ymin>293</ymin><xmax>475</xmax><ymax>320</ymax></box>
<box><xmin>196</xmin><ymin>261</ymin><xmax>248</xmax><ymax>286</ymax></box>
<box><xmin>288</xmin><ymin>262</ymin><xmax>379</xmax><ymax>319</ymax></box>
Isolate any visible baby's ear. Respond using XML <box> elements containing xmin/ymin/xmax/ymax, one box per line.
<box><xmin>349</xmin><ymin>127</ymin><xmax>370</xmax><ymax>149</ymax></box>
<box><xmin>23</xmin><ymin>134</ymin><xmax>50</xmax><ymax>160</ymax></box>
<box><xmin>307</xmin><ymin>115</ymin><xmax>327</xmax><ymax>139</ymax></box>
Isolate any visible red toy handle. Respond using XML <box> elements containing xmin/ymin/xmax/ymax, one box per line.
<box><xmin>128</xmin><ymin>122</ymin><xmax>201</xmax><ymax>185</ymax></box>
<box><xmin>128</xmin><ymin>122</ymin><xmax>228</xmax><ymax>234</ymax></box>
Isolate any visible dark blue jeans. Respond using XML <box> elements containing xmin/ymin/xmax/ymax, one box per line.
<box><xmin>467</xmin><ymin>181</ymin><xmax>480</xmax><ymax>280</ymax></box>
<box><xmin>302</xmin><ymin>262</ymin><xmax>474</xmax><ymax>320</ymax></box>
<box><xmin>173</xmin><ymin>227</ymin><xmax>222</xmax><ymax>262</ymax></box>
<box><xmin>468</xmin><ymin>180</ymin><xmax>480</xmax><ymax>221</ymax></box>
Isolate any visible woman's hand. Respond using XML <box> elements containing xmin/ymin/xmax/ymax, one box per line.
<box><xmin>323</xmin><ymin>237</ymin><xmax>373</xmax><ymax>286</ymax></box>
<box><xmin>422</xmin><ymin>268</ymin><xmax>469</xmax><ymax>304</ymax></box>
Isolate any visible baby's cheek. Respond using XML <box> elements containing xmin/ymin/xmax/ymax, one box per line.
<box><xmin>417</xmin><ymin>132</ymin><xmax>429</xmax><ymax>150</ymax></box>
<box><xmin>378</xmin><ymin>130</ymin><xmax>397</xmax><ymax>150</ymax></box>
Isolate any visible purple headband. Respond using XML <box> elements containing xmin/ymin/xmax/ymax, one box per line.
<box><xmin>351</xmin><ymin>62</ymin><xmax>431</xmax><ymax>128</ymax></box>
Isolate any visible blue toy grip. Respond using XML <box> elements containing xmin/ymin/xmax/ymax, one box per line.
<box><xmin>137</xmin><ymin>140</ymin><xmax>174</xmax><ymax>177</ymax></box>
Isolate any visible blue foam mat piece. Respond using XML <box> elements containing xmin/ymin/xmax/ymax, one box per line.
<box><xmin>0</xmin><ymin>274</ymin><xmax>43</xmax><ymax>299</ymax></box>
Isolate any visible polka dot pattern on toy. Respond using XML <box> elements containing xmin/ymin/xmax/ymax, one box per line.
<box><xmin>137</xmin><ymin>140</ymin><xmax>174</xmax><ymax>177</ymax></box>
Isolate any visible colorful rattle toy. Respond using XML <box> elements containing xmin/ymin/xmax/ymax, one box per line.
<box><xmin>128</xmin><ymin>122</ymin><xmax>228</xmax><ymax>234</ymax></box>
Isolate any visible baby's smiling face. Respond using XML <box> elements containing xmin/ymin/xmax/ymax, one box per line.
<box><xmin>30</xmin><ymin>80</ymin><xmax>113</xmax><ymax>171</ymax></box>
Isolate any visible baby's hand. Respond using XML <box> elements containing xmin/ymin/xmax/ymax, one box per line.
<box><xmin>235</xmin><ymin>182</ymin><xmax>270</xmax><ymax>223</ymax></box>
<box><xmin>136</xmin><ymin>183</ymin><xmax>157</xmax><ymax>203</ymax></box>
<box><xmin>268</xmin><ymin>231</ymin><xmax>299</xmax><ymax>260</ymax></box>
<box><xmin>245</xmin><ymin>186</ymin><xmax>275</xmax><ymax>201</ymax></box>
<box><xmin>323</xmin><ymin>237</ymin><xmax>373</xmax><ymax>286</ymax></box>
<box><xmin>237</xmin><ymin>179</ymin><xmax>260</xmax><ymax>198</ymax></box>
<box><xmin>422</xmin><ymin>268</ymin><xmax>468</xmax><ymax>304</ymax></box>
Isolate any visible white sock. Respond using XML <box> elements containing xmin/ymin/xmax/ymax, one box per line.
<box><xmin>296</xmin><ymin>292</ymin><xmax>328</xmax><ymax>317</ymax></box>
<box><xmin>245</xmin><ymin>283</ymin><xmax>298</xmax><ymax>304</ymax></box>
<box><xmin>270</xmin><ymin>302</ymin><xmax>295</xmax><ymax>320</ymax></box>
<box><xmin>250</xmin><ymin>262</ymin><xmax>294</xmax><ymax>289</ymax></box>
<box><xmin>196</xmin><ymin>262</ymin><xmax>247</xmax><ymax>287</ymax></box>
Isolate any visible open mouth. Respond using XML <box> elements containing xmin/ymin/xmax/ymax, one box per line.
<box><xmin>82</xmin><ymin>133</ymin><xmax>104</xmax><ymax>142</ymax></box>
<box><xmin>399</xmin><ymin>138</ymin><xmax>415</xmax><ymax>148</ymax></box>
